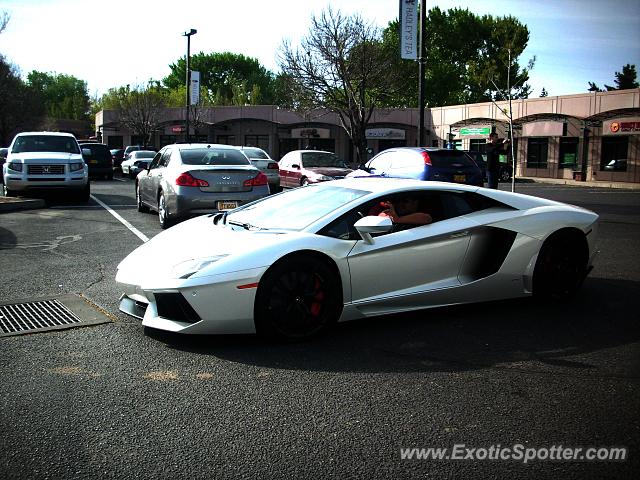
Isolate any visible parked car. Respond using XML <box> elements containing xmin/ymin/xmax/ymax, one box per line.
<box><xmin>348</xmin><ymin>148</ymin><xmax>484</xmax><ymax>186</ymax></box>
<box><xmin>0</xmin><ymin>147</ymin><xmax>7</xmax><ymax>184</ymax></box>
<box><xmin>117</xmin><ymin>177</ymin><xmax>599</xmax><ymax>340</ymax></box>
<box><xmin>121</xmin><ymin>150</ymin><xmax>156</xmax><ymax>178</ymax></box>
<box><xmin>135</xmin><ymin>143</ymin><xmax>270</xmax><ymax>228</ymax></box>
<box><xmin>110</xmin><ymin>149</ymin><xmax>125</xmax><ymax>171</ymax></box>
<box><xmin>279</xmin><ymin>150</ymin><xmax>352</xmax><ymax>188</ymax></box>
<box><xmin>603</xmin><ymin>159</ymin><xmax>627</xmax><ymax>171</ymax></box>
<box><xmin>79</xmin><ymin>142</ymin><xmax>113</xmax><ymax>180</ymax></box>
<box><xmin>239</xmin><ymin>146</ymin><xmax>281</xmax><ymax>193</ymax></box>
<box><xmin>2</xmin><ymin>132</ymin><xmax>89</xmax><ymax>200</ymax></box>
<box><xmin>465</xmin><ymin>150</ymin><xmax>513</xmax><ymax>182</ymax></box>
<box><xmin>129</xmin><ymin>159</ymin><xmax>152</xmax><ymax>178</ymax></box>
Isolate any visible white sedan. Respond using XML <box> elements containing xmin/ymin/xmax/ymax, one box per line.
<box><xmin>121</xmin><ymin>150</ymin><xmax>156</xmax><ymax>178</ymax></box>
<box><xmin>116</xmin><ymin>178</ymin><xmax>599</xmax><ymax>340</ymax></box>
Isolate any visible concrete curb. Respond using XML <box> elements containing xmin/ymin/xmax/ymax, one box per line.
<box><xmin>0</xmin><ymin>198</ymin><xmax>47</xmax><ymax>213</ymax></box>
<box><xmin>516</xmin><ymin>177</ymin><xmax>640</xmax><ymax>190</ymax></box>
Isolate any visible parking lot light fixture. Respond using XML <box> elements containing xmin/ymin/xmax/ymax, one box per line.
<box><xmin>182</xmin><ymin>29</ymin><xmax>197</xmax><ymax>142</ymax></box>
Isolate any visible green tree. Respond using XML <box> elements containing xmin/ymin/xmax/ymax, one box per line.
<box><xmin>0</xmin><ymin>13</ymin><xmax>45</xmax><ymax>144</ymax></box>
<box><xmin>26</xmin><ymin>71</ymin><xmax>90</xmax><ymax>121</ymax></box>
<box><xmin>97</xmin><ymin>83</ymin><xmax>166</xmax><ymax>145</ymax></box>
<box><xmin>379</xmin><ymin>7</ymin><xmax>532</xmax><ymax>107</ymax></box>
<box><xmin>278</xmin><ymin>7</ymin><xmax>399</xmax><ymax>164</ymax></box>
<box><xmin>163</xmin><ymin>52</ymin><xmax>276</xmax><ymax>105</ymax></box>
<box><xmin>606</xmin><ymin>64</ymin><xmax>638</xmax><ymax>90</ymax></box>
<box><xmin>589</xmin><ymin>64</ymin><xmax>638</xmax><ymax>92</ymax></box>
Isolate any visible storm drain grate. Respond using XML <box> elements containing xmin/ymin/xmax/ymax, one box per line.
<box><xmin>0</xmin><ymin>299</ymin><xmax>82</xmax><ymax>334</ymax></box>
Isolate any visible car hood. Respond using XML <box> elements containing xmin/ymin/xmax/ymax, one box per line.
<box><xmin>9</xmin><ymin>152</ymin><xmax>83</xmax><ymax>162</ymax></box>
<box><xmin>117</xmin><ymin>215</ymin><xmax>289</xmax><ymax>282</ymax></box>
<box><xmin>306</xmin><ymin>167</ymin><xmax>353</xmax><ymax>177</ymax></box>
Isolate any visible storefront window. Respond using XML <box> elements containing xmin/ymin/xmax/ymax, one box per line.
<box><xmin>601</xmin><ymin>136</ymin><xmax>628</xmax><ymax>171</ymax></box>
<box><xmin>527</xmin><ymin>138</ymin><xmax>548</xmax><ymax>169</ymax></box>
<box><xmin>217</xmin><ymin>135</ymin><xmax>236</xmax><ymax>145</ymax></box>
<box><xmin>159</xmin><ymin>135</ymin><xmax>177</xmax><ymax>147</ymax></box>
<box><xmin>559</xmin><ymin>137</ymin><xmax>579</xmax><ymax>169</ymax></box>
<box><xmin>245</xmin><ymin>135</ymin><xmax>269</xmax><ymax>151</ymax></box>
<box><xmin>469</xmin><ymin>139</ymin><xmax>486</xmax><ymax>153</ymax></box>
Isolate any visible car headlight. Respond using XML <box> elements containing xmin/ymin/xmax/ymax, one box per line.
<box><xmin>69</xmin><ymin>162</ymin><xmax>85</xmax><ymax>172</ymax></box>
<box><xmin>7</xmin><ymin>162</ymin><xmax>23</xmax><ymax>172</ymax></box>
<box><xmin>171</xmin><ymin>255</ymin><xmax>228</xmax><ymax>279</ymax></box>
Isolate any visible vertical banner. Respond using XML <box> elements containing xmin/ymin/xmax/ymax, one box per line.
<box><xmin>190</xmin><ymin>71</ymin><xmax>200</xmax><ymax>105</ymax></box>
<box><xmin>399</xmin><ymin>0</ymin><xmax>417</xmax><ymax>60</ymax></box>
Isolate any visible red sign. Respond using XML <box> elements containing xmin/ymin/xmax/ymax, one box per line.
<box><xmin>172</xmin><ymin>126</ymin><xmax>186</xmax><ymax>133</ymax></box>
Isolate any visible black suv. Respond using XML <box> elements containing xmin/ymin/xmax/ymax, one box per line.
<box><xmin>79</xmin><ymin>142</ymin><xmax>113</xmax><ymax>180</ymax></box>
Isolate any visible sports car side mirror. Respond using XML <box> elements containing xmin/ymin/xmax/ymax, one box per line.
<box><xmin>354</xmin><ymin>216</ymin><xmax>393</xmax><ymax>244</ymax></box>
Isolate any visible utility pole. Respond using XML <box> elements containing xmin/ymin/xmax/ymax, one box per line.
<box><xmin>417</xmin><ymin>0</ymin><xmax>426</xmax><ymax>146</ymax></box>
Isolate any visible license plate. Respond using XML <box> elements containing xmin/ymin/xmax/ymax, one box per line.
<box><xmin>217</xmin><ymin>201</ymin><xmax>238</xmax><ymax>211</ymax></box>
<box><xmin>89</xmin><ymin>159</ymin><xmax>98</xmax><ymax>164</ymax></box>
<box><xmin>453</xmin><ymin>174</ymin><xmax>466</xmax><ymax>183</ymax></box>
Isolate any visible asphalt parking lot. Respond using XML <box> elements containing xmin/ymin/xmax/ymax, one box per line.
<box><xmin>1</xmin><ymin>178</ymin><xmax>639</xmax><ymax>479</ymax></box>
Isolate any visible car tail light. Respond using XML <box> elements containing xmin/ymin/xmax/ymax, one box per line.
<box><xmin>175</xmin><ymin>172</ymin><xmax>209</xmax><ymax>187</ymax></box>
<box><xmin>420</xmin><ymin>151</ymin><xmax>432</xmax><ymax>166</ymax></box>
<box><xmin>243</xmin><ymin>172</ymin><xmax>269</xmax><ymax>187</ymax></box>
<box><xmin>267</xmin><ymin>162</ymin><xmax>279</xmax><ymax>170</ymax></box>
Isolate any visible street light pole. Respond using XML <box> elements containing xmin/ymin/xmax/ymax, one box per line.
<box><xmin>182</xmin><ymin>28</ymin><xmax>197</xmax><ymax>143</ymax></box>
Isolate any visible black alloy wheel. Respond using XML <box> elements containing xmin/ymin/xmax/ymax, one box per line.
<box><xmin>255</xmin><ymin>256</ymin><xmax>342</xmax><ymax>341</ymax></box>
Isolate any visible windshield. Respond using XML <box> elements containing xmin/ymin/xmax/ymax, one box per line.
<box><xmin>301</xmin><ymin>152</ymin><xmax>349</xmax><ymax>168</ymax></box>
<box><xmin>242</xmin><ymin>148</ymin><xmax>269</xmax><ymax>159</ymax></box>
<box><xmin>181</xmin><ymin>147</ymin><xmax>250</xmax><ymax>166</ymax></box>
<box><xmin>227</xmin><ymin>184</ymin><xmax>370</xmax><ymax>230</ymax></box>
<box><xmin>133</xmin><ymin>151</ymin><xmax>156</xmax><ymax>159</ymax></box>
<box><xmin>12</xmin><ymin>135</ymin><xmax>80</xmax><ymax>154</ymax></box>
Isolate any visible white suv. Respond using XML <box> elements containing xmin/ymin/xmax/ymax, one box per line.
<box><xmin>2</xmin><ymin>132</ymin><xmax>90</xmax><ymax>201</ymax></box>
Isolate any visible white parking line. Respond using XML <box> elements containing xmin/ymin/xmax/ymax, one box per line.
<box><xmin>90</xmin><ymin>195</ymin><xmax>149</xmax><ymax>243</ymax></box>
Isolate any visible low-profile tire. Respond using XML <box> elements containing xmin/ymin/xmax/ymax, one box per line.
<box><xmin>136</xmin><ymin>183</ymin><xmax>149</xmax><ymax>213</ymax></box>
<box><xmin>158</xmin><ymin>191</ymin><xmax>172</xmax><ymax>229</ymax></box>
<box><xmin>301</xmin><ymin>177</ymin><xmax>311</xmax><ymax>186</ymax></box>
<box><xmin>533</xmin><ymin>231</ymin><xmax>587</xmax><ymax>300</ymax></box>
<box><xmin>255</xmin><ymin>255</ymin><xmax>342</xmax><ymax>341</ymax></box>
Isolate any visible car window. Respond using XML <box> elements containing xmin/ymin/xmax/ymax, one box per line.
<box><xmin>133</xmin><ymin>151</ymin><xmax>156</xmax><ymax>159</ymax></box>
<box><xmin>80</xmin><ymin>144</ymin><xmax>111</xmax><ymax>159</ymax></box>
<box><xmin>148</xmin><ymin>151</ymin><xmax>163</xmax><ymax>169</ymax></box>
<box><xmin>428</xmin><ymin>150</ymin><xmax>478</xmax><ymax>168</ymax></box>
<box><xmin>180</xmin><ymin>147</ymin><xmax>250</xmax><ymax>166</ymax></box>
<box><xmin>228</xmin><ymin>184</ymin><xmax>370</xmax><ymax>231</ymax></box>
<box><xmin>242</xmin><ymin>148</ymin><xmax>269</xmax><ymax>159</ymax></box>
<box><xmin>367</xmin><ymin>151</ymin><xmax>395</xmax><ymax>172</ymax></box>
<box><xmin>160</xmin><ymin>150</ymin><xmax>173</xmax><ymax>167</ymax></box>
<box><xmin>301</xmin><ymin>152</ymin><xmax>348</xmax><ymax>168</ymax></box>
<box><xmin>12</xmin><ymin>135</ymin><xmax>80</xmax><ymax>154</ymax></box>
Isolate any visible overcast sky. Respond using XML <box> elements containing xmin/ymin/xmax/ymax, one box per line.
<box><xmin>1</xmin><ymin>0</ymin><xmax>638</xmax><ymax>99</ymax></box>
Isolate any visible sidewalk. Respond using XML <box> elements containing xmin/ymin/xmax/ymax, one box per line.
<box><xmin>517</xmin><ymin>177</ymin><xmax>640</xmax><ymax>190</ymax></box>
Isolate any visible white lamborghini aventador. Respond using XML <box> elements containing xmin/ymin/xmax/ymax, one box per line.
<box><xmin>116</xmin><ymin>178</ymin><xmax>599</xmax><ymax>340</ymax></box>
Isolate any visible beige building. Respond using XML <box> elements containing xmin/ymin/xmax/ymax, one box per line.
<box><xmin>96</xmin><ymin>88</ymin><xmax>640</xmax><ymax>184</ymax></box>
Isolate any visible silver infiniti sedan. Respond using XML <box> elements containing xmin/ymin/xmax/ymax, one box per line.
<box><xmin>136</xmin><ymin>143</ymin><xmax>270</xmax><ymax>228</ymax></box>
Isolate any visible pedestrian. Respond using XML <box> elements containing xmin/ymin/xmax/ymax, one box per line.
<box><xmin>485</xmin><ymin>132</ymin><xmax>509</xmax><ymax>189</ymax></box>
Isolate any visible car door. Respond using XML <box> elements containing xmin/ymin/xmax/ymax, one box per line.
<box><xmin>279</xmin><ymin>153</ymin><xmax>297</xmax><ymax>188</ymax></box>
<box><xmin>139</xmin><ymin>150</ymin><xmax>165</xmax><ymax>206</ymax></box>
<box><xmin>346</xmin><ymin>190</ymin><xmax>475</xmax><ymax>312</ymax></box>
